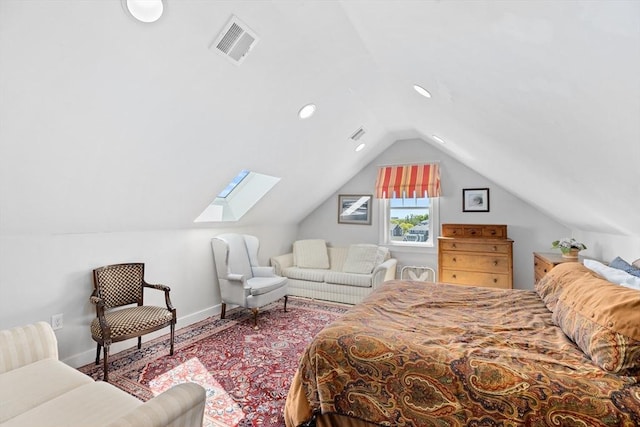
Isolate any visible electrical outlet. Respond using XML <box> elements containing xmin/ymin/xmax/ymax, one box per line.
<box><xmin>51</xmin><ymin>313</ymin><xmax>64</xmax><ymax>330</ymax></box>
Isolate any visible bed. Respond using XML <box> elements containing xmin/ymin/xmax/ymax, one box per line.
<box><xmin>284</xmin><ymin>262</ymin><xmax>640</xmax><ymax>426</ymax></box>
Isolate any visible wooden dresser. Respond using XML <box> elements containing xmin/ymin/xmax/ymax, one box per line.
<box><xmin>533</xmin><ymin>252</ymin><xmax>581</xmax><ymax>284</ymax></box>
<box><xmin>437</xmin><ymin>224</ymin><xmax>513</xmax><ymax>289</ymax></box>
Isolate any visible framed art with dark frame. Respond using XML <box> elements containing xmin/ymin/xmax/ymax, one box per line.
<box><xmin>338</xmin><ymin>194</ymin><xmax>372</xmax><ymax>225</ymax></box>
<box><xmin>462</xmin><ymin>188</ymin><xmax>490</xmax><ymax>212</ymax></box>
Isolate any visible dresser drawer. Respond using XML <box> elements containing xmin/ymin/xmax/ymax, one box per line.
<box><xmin>441</xmin><ymin>224</ymin><xmax>507</xmax><ymax>239</ymax></box>
<box><xmin>440</xmin><ymin>269</ymin><xmax>511</xmax><ymax>289</ymax></box>
<box><xmin>440</xmin><ymin>253</ymin><xmax>510</xmax><ymax>273</ymax></box>
<box><xmin>482</xmin><ymin>225</ymin><xmax>506</xmax><ymax>238</ymax></box>
<box><xmin>440</xmin><ymin>240</ymin><xmax>511</xmax><ymax>254</ymax></box>
<box><xmin>534</xmin><ymin>255</ymin><xmax>554</xmax><ymax>282</ymax></box>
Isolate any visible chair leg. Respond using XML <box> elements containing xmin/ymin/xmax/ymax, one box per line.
<box><xmin>137</xmin><ymin>336</ymin><xmax>142</xmax><ymax>350</ymax></box>
<box><xmin>284</xmin><ymin>295</ymin><xmax>288</xmax><ymax>312</ymax></box>
<box><xmin>252</xmin><ymin>308</ymin><xmax>259</xmax><ymax>327</ymax></box>
<box><xmin>95</xmin><ymin>343</ymin><xmax>101</xmax><ymax>365</ymax></box>
<box><xmin>220</xmin><ymin>303</ymin><xmax>227</xmax><ymax>319</ymax></box>
<box><xmin>170</xmin><ymin>323</ymin><xmax>175</xmax><ymax>356</ymax></box>
<box><xmin>102</xmin><ymin>345</ymin><xmax>110</xmax><ymax>382</ymax></box>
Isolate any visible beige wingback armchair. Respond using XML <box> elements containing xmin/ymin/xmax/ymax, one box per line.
<box><xmin>211</xmin><ymin>234</ymin><xmax>288</xmax><ymax>326</ymax></box>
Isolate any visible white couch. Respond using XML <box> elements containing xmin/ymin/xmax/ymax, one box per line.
<box><xmin>270</xmin><ymin>240</ymin><xmax>397</xmax><ymax>305</ymax></box>
<box><xmin>0</xmin><ymin>322</ymin><xmax>206</xmax><ymax>427</ymax></box>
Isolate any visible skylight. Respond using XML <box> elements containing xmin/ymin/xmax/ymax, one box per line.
<box><xmin>194</xmin><ymin>170</ymin><xmax>280</xmax><ymax>223</ymax></box>
<box><xmin>217</xmin><ymin>169</ymin><xmax>249</xmax><ymax>198</ymax></box>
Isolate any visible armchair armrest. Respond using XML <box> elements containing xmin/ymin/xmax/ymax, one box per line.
<box><xmin>372</xmin><ymin>258</ymin><xmax>398</xmax><ymax>287</ymax></box>
<box><xmin>0</xmin><ymin>322</ymin><xmax>58</xmax><ymax>374</ymax></box>
<box><xmin>143</xmin><ymin>282</ymin><xmax>175</xmax><ymax>313</ymax></box>
<box><xmin>270</xmin><ymin>253</ymin><xmax>294</xmax><ymax>276</ymax></box>
<box><xmin>227</xmin><ymin>273</ymin><xmax>245</xmax><ymax>282</ymax></box>
<box><xmin>144</xmin><ymin>283</ymin><xmax>171</xmax><ymax>292</ymax></box>
<box><xmin>106</xmin><ymin>383</ymin><xmax>206</xmax><ymax>427</ymax></box>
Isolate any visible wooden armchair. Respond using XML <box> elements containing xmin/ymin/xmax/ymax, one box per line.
<box><xmin>90</xmin><ymin>263</ymin><xmax>176</xmax><ymax>382</ymax></box>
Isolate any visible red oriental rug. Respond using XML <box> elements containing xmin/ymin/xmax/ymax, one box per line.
<box><xmin>78</xmin><ymin>297</ymin><xmax>349</xmax><ymax>427</ymax></box>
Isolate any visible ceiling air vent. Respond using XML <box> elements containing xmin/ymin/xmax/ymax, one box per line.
<box><xmin>350</xmin><ymin>127</ymin><xmax>366</xmax><ymax>141</ymax></box>
<box><xmin>211</xmin><ymin>15</ymin><xmax>259</xmax><ymax>65</ymax></box>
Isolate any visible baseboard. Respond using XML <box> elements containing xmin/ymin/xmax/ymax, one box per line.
<box><xmin>64</xmin><ymin>304</ymin><xmax>221</xmax><ymax>368</ymax></box>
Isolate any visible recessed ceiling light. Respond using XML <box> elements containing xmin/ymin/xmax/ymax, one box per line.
<box><xmin>298</xmin><ymin>103</ymin><xmax>316</xmax><ymax>119</ymax></box>
<box><xmin>432</xmin><ymin>134</ymin><xmax>445</xmax><ymax>144</ymax></box>
<box><xmin>355</xmin><ymin>143</ymin><xmax>366</xmax><ymax>152</ymax></box>
<box><xmin>124</xmin><ymin>0</ymin><xmax>164</xmax><ymax>23</ymax></box>
<box><xmin>413</xmin><ymin>84</ymin><xmax>432</xmax><ymax>98</ymax></box>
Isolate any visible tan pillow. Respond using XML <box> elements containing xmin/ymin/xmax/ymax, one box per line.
<box><xmin>535</xmin><ymin>262</ymin><xmax>595</xmax><ymax>313</ymax></box>
<box><xmin>633</xmin><ymin>258</ymin><xmax>640</xmax><ymax>268</ymax></box>
<box><xmin>343</xmin><ymin>244</ymin><xmax>379</xmax><ymax>274</ymax></box>
<box><xmin>293</xmin><ymin>239</ymin><xmax>330</xmax><ymax>269</ymax></box>
<box><xmin>552</xmin><ymin>266</ymin><xmax>640</xmax><ymax>376</ymax></box>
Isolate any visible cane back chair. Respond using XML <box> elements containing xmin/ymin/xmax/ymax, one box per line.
<box><xmin>90</xmin><ymin>263</ymin><xmax>176</xmax><ymax>381</ymax></box>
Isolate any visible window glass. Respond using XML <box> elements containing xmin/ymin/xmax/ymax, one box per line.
<box><xmin>384</xmin><ymin>197</ymin><xmax>435</xmax><ymax>246</ymax></box>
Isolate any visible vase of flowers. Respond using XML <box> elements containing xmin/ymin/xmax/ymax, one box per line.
<box><xmin>551</xmin><ymin>238</ymin><xmax>587</xmax><ymax>259</ymax></box>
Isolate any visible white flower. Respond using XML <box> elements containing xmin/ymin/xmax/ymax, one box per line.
<box><xmin>552</xmin><ymin>238</ymin><xmax>587</xmax><ymax>251</ymax></box>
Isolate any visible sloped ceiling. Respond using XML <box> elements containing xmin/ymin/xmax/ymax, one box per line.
<box><xmin>0</xmin><ymin>1</ymin><xmax>638</xmax><ymax>236</ymax></box>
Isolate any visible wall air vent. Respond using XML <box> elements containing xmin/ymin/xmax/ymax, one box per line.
<box><xmin>211</xmin><ymin>15</ymin><xmax>259</xmax><ymax>65</ymax></box>
<box><xmin>350</xmin><ymin>127</ymin><xmax>366</xmax><ymax>141</ymax></box>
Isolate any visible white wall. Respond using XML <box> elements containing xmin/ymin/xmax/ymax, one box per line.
<box><xmin>0</xmin><ymin>224</ymin><xmax>296</xmax><ymax>367</ymax></box>
<box><xmin>298</xmin><ymin>139</ymin><xmax>571</xmax><ymax>289</ymax></box>
<box><xmin>572</xmin><ymin>230</ymin><xmax>640</xmax><ymax>264</ymax></box>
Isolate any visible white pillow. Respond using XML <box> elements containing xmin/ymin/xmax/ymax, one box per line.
<box><xmin>583</xmin><ymin>259</ymin><xmax>640</xmax><ymax>291</ymax></box>
<box><xmin>343</xmin><ymin>244</ymin><xmax>379</xmax><ymax>274</ymax></box>
<box><xmin>293</xmin><ymin>239</ymin><xmax>330</xmax><ymax>269</ymax></box>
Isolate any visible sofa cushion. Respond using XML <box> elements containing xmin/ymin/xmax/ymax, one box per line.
<box><xmin>325</xmin><ymin>271</ymin><xmax>372</xmax><ymax>288</ymax></box>
<box><xmin>293</xmin><ymin>239</ymin><xmax>330</xmax><ymax>269</ymax></box>
<box><xmin>343</xmin><ymin>244</ymin><xmax>379</xmax><ymax>274</ymax></box>
<box><xmin>2</xmin><ymin>381</ymin><xmax>142</xmax><ymax>427</ymax></box>
<box><xmin>283</xmin><ymin>267</ymin><xmax>327</xmax><ymax>283</ymax></box>
<box><xmin>551</xmin><ymin>264</ymin><xmax>640</xmax><ymax>376</ymax></box>
<box><xmin>0</xmin><ymin>359</ymin><xmax>93</xmax><ymax>422</ymax></box>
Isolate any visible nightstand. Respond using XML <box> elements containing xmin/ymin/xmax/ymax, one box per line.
<box><xmin>533</xmin><ymin>252</ymin><xmax>581</xmax><ymax>284</ymax></box>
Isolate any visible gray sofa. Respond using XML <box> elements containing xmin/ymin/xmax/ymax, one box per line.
<box><xmin>270</xmin><ymin>239</ymin><xmax>397</xmax><ymax>304</ymax></box>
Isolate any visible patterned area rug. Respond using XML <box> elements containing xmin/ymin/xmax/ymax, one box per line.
<box><xmin>78</xmin><ymin>297</ymin><xmax>349</xmax><ymax>426</ymax></box>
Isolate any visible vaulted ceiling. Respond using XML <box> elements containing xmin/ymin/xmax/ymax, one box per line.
<box><xmin>1</xmin><ymin>1</ymin><xmax>638</xmax><ymax>236</ymax></box>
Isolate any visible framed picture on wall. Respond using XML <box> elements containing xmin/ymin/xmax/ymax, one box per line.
<box><xmin>462</xmin><ymin>188</ymin><xmax>490</xmax><ymax>212</ymax></box>
<box><xmin>338</xmin><ymin>194</ymin><xmax>372</xmax><ymax>225</ymax></box>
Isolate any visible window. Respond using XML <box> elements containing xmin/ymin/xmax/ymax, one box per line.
<box><xmin>374</xmin><ymin>163</ymin><xmax>441</xmax><ymax>248</ymax></box>
<box><xmin>194</xmin><ymin>170</ymin><xmax>280</xmax><ymax>223</ymax></box>
<box><xmin>382</xmin><ymin>197</ymin><xmax>438</xmax><ymax>247</ymax></box>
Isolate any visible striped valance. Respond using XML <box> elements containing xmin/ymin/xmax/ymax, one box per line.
<box><xmin>375</xmin><ymin>163</ymin><xmax>441</xmax><ymax>199</ymax></box>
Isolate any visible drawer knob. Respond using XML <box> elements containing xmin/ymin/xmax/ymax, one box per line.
<box><xmin>490</xmin><ymin>230</ymin><xmax>496</xmax><ymax>235</ymax></box>
<box><xmin>493</xmin><ymin>278</ymin><xmax>498</xmax><ymax>283</ymax></box>
<box><xmin>452</xmin><ymin>244</ymin><xmax>457</xmax><ymax>248</ymax></box>
<box><xmin>452</xmin><ymin>257</ymin><xmax>457</xmax><ymax>262</ymax></box>
<box><xmin>493</xmin><ymin>246</ymin><xmax>498</xmax><ymax>251</ymax></box>
<box><xmin>452</xmin><ymin>274</ymin><xmax>457</xmax><ymax>279</ymax></box>
<box><xmin>493</xmin><ymin>261</ymin><xmax>498</xmax><ymax>266</ymax></box>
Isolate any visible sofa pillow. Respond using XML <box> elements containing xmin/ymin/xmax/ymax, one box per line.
<box><xmin>343</xmin><ymin>244</ymin><xmax>379</xmax><ymax>274</ymax></box>
<box><xmin>293</xmin><ymin>239</ymin><xmax>330</xmax><ymax>269</ymax></box>
<box><xmin>552</xmin><ymin>273</ymin><xmax>640</xmax><ymax>377</ymax></box>
<box><xmin>583</xmin><ymin>259</ymin><xmax>640</xmax><ymax>291</ymax></box>
<box><xmin>609</xmin><ymin>256</ymin><xmax>640</xmax><ymax>278</ymax></box>
<box><xmin>634</xmin><ymin>258</ymin><xmax>640</xmax><ymax>268</ymax></box>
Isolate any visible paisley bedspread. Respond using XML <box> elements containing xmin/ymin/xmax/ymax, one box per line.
<box><xmin>285</xmin><ymin>280</ymin><xmax>640</xmax><ymax>426</ymax></box>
